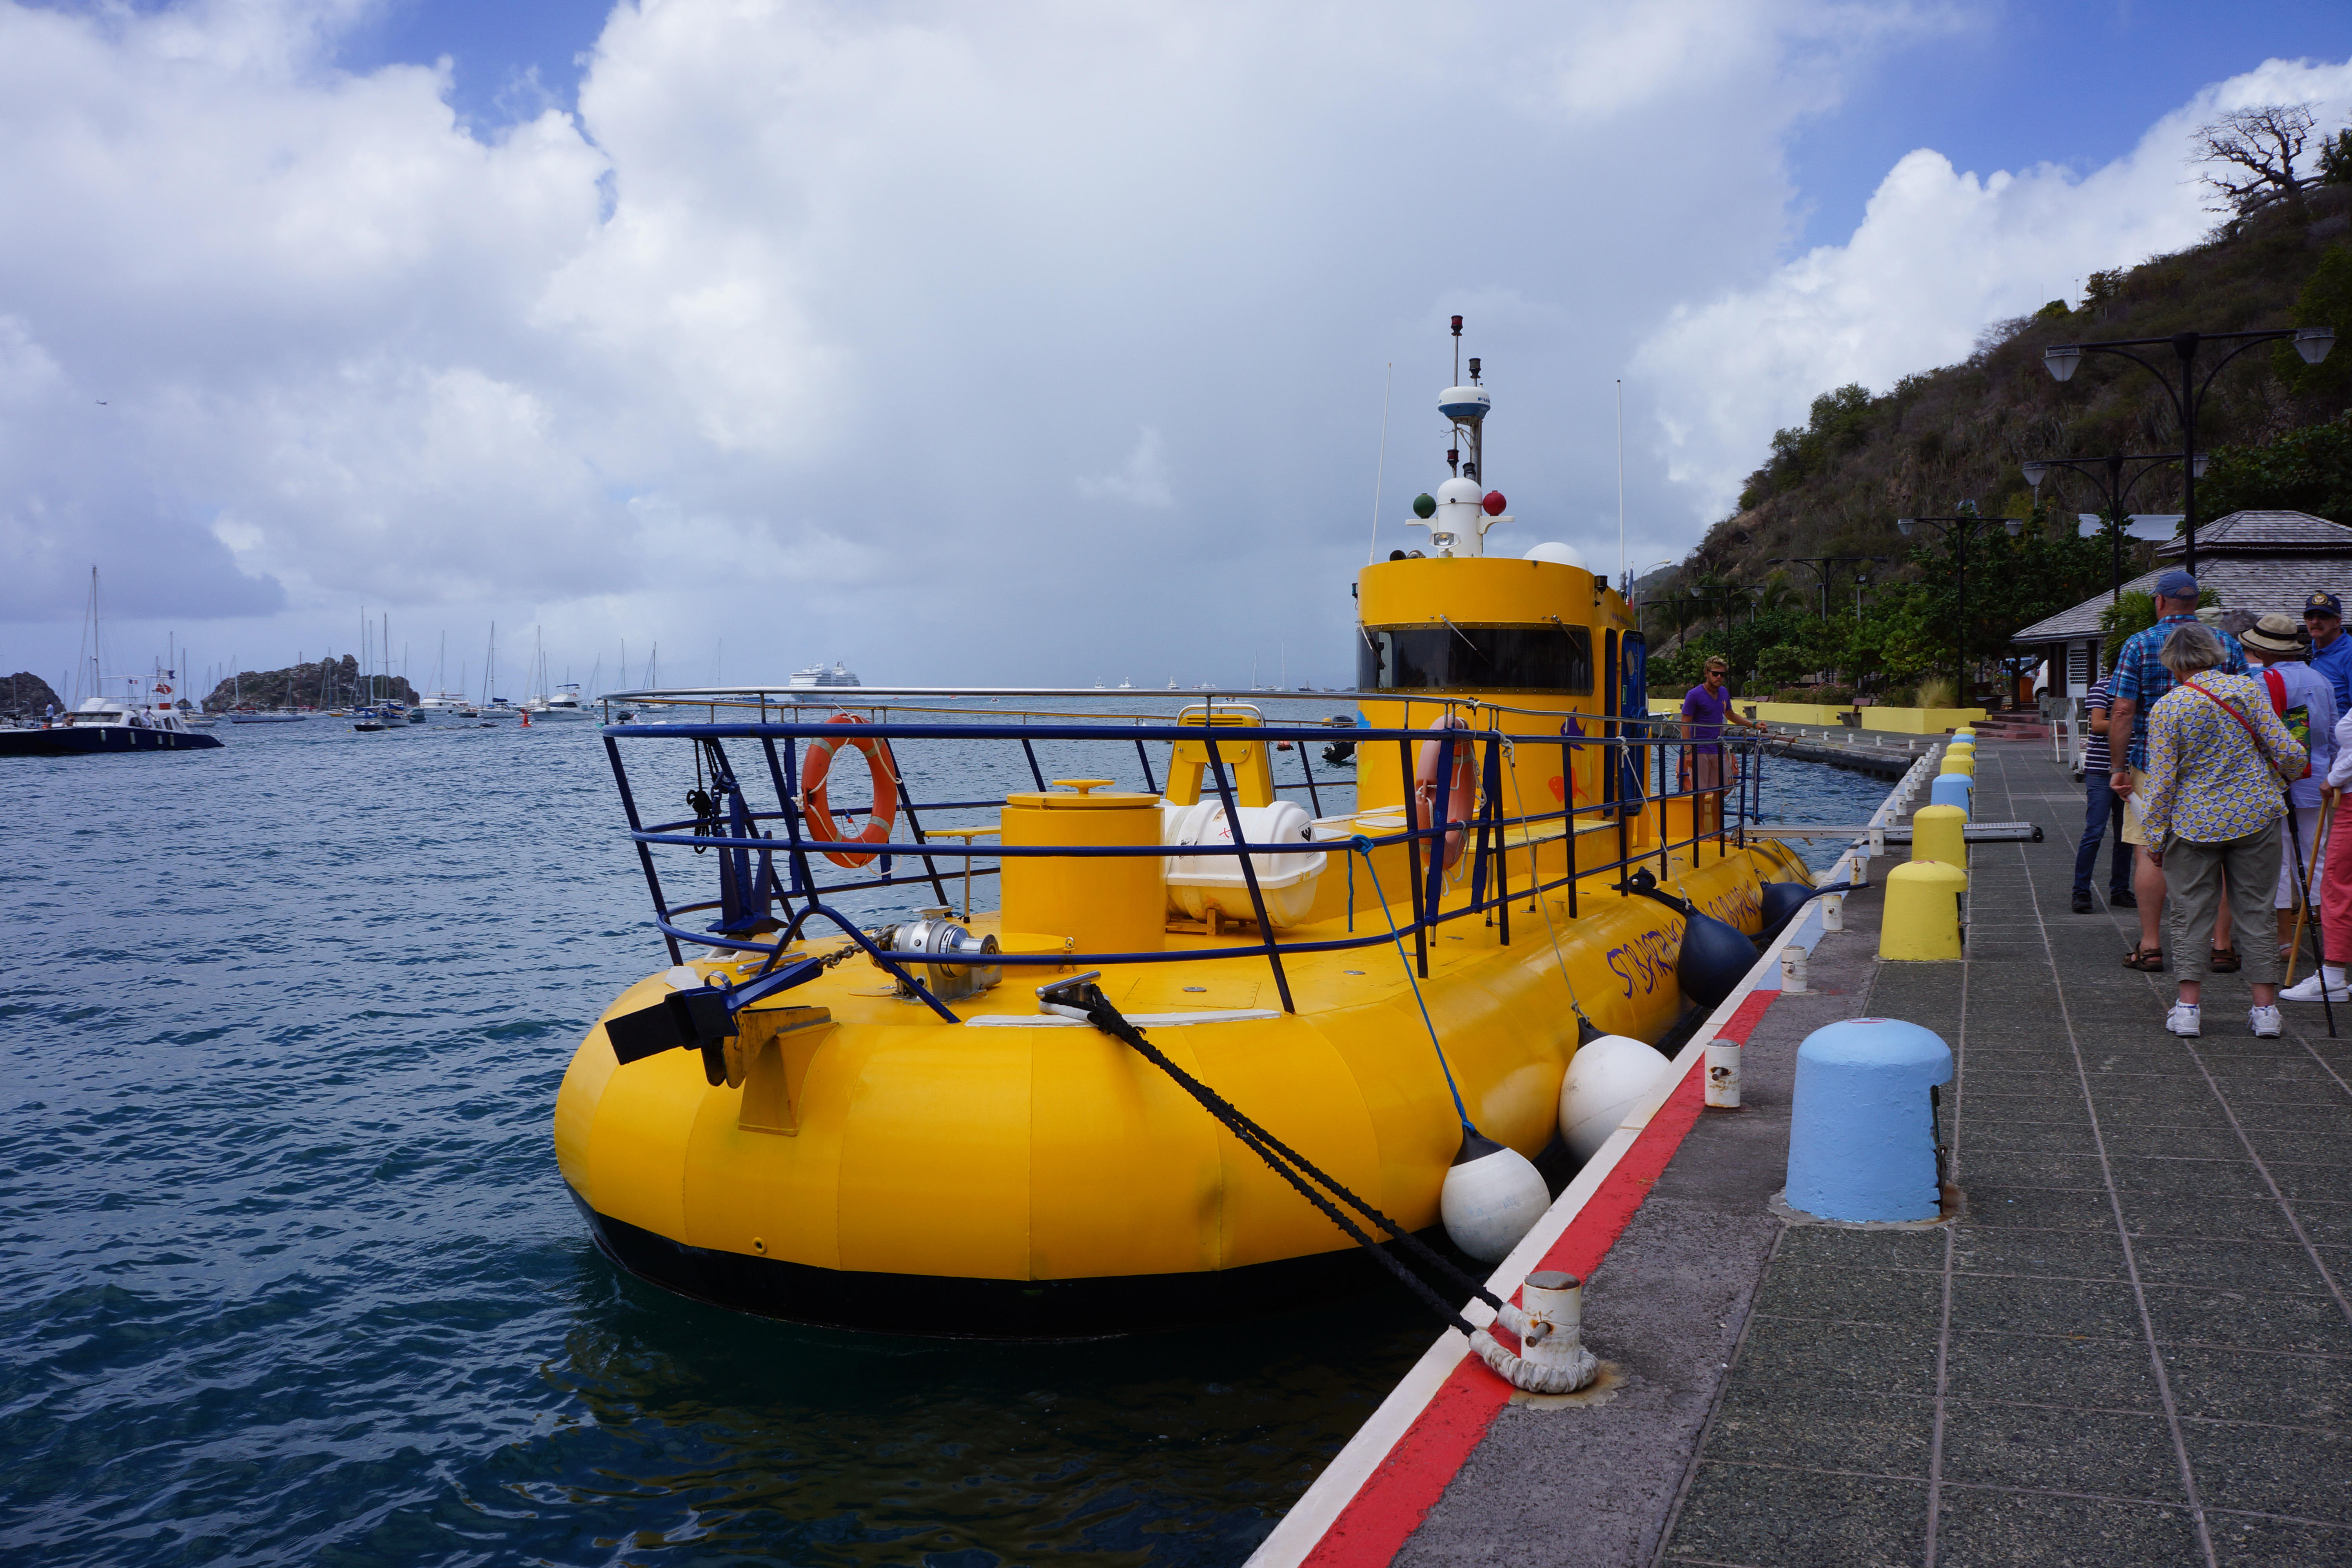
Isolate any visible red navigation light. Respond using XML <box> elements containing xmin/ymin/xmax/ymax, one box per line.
<box><xmin>1483</xmin><ymin>490</ymin><xmax>1506</xmax><ymax>516</ymax></box>
<box><xmin>1450</xmin><ymin>315</ymin><xmax>1463</xmax><ymax>335</ymax></box>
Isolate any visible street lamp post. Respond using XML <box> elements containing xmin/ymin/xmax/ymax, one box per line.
<box><xmin>1897</xmin><ymin>503</ymin><xmax>2025</xmax><ymax>706</ymax></box>
<box><xmin>2042</xmin><ymin>327</ymin><xmax>2334</xmax><ymax>573</ymax></box>
<box><xmin>2021</xmin><ymin>452</ymin><xmax>2210</xmax><ymax>603</ymax></box>
<box><xmin>1766</xmin><ymin>554</ymin><xmax>1891</xmax><ymax>619</ymax></box>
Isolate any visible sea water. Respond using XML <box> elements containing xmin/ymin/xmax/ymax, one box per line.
<box><xmin>0</xmin><ymin>708</ymin><xmax>1886</xmax><ymax>1565</ymax></box>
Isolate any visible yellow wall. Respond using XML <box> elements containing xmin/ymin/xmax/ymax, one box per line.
<box><xmin>1646</xmin><ymin>698</ymin><xmax>1988</xmax><ymax>732</ymax></box>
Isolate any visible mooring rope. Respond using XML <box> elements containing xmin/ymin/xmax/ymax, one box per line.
<box><xmin>1348</xmin><ymin>837</ymin><xmax>1472</xmax><ymax>1132</ymax></box>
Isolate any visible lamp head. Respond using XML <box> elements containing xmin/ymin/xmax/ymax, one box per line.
<box><xmin>2295</xmin><ymin>327</ymin><xmax>2336</xmax><ymax>366</ymax></box>
<box><xmin>2004</xmin><ymin>517</ymin><xmax>2024</xmax><ymax>537</ymax></box>
<box><xmin>2043</xmin><ymin>345</ymin><xmax>2083</xmax><ymax>383</ymax></box>
<box><xmin>2022</xmin><ymin>461</ymin><xmax>2047</xmax><ymax>491</ymax></box>
<box><xmin>1896</xmin><ymin>517</ymin><xmax>1916</xmax><ymax>537</ymax></box>
<box><xmin>2190</xmin><ymin>453</ymin><xmax>2211</xmax><ymax>479</ymax></box>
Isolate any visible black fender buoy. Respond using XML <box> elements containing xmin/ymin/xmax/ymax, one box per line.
<box><xmin>1618</xmin><ymin>867</ymin><xmax>1759</xmax><ymax>1014</ymax></box>
<box><xmin>1677</xmin><ymin>911</ymin><xmax>1758</xmax><ymax>1011</ymax></box>
<box><xmin>1758</xmin><ymin>880</ymin><xmax>1815</xmax><ymax>945</ymax></box>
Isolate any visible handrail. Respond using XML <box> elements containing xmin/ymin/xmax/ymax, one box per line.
<box><xmin>598</xmin><ymin>716</ymin><xmax>1773</xmax><ymax>1013</ymax></box>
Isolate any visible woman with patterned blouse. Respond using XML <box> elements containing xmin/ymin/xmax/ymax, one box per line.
<box><xmin>2140</xmin><ymin>624</ymin><xmax>2309</xmax><ymax>1038</ymax></box>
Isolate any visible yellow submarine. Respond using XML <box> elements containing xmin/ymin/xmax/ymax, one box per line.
<box><xmin>554</xmin><ymin>330</ymin><xmax>1811</xmax><ymax>1336</ymax></box>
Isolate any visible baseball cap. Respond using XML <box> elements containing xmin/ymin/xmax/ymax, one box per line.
<box><xmin>2306</xmin><ymin>590</ymin><xmax>2343</xmax><ymax>618</ymax></box>
<box><xmin>2154</xmin><ymin>569</ymin><xmax>2199</xmax><ymax>600</ymax></box>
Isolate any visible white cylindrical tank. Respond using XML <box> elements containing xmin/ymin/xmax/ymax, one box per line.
<box><xmin>1157</xmin><ymin>800</ymin><xmax>1327</xmax><ymax>927</ymax></box>
<box><xmin>1559</xmin><ymin>1034</ymin><xmax>1668</xmax><ymax>1162</ymax></box>
<box><xmin>1432</xmin><ymin>475</ymin><xmax>1487</xmax><ymax>557</ymax></box>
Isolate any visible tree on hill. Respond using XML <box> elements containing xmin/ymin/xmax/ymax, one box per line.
<box><xmin>2197</xmin><ymin>103</ymin><xmax>2323</xmax><ymax>223</ymax></box>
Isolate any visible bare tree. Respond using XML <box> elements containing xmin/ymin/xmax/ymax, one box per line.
<box><xmin>2196</xmin><ymin>102</ymin><xmax>2319</xmax><ymax>221</ymax></box>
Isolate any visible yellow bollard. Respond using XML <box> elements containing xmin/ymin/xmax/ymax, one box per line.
<box><xmin>1940</xmin><ymin>752</ymin><xmax>1975</xmax><ymax>777</ymax></box>
<box><xmin>1880</xmin><ymin>858</ymin><xmax>1967</xmax><ymax>960</ymax></box>
<box><xmin>1948</xmin><ymin>737</ymin><xmax>1975</xmax><ymax>753</ymax></box>
<box><xmin>1911</xmin><ymin>804</ymin><xmax>1967</xmax><ymax>872</ymax></box>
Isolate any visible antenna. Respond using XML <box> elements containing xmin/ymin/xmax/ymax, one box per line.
<box><xmin>1616</xmin><ymin>378</ymin><xmax>1626</xmax><ymax>588</ymax></box>
<box><xmin>1368</xmin><ymin>362</ymin><xmax>1393</xmax><ymax>564</ymax></box>
<box><xmin>1450</xmin><ymin>314</ymin><xmax>1463</xmax><ymax>383</ymax></box>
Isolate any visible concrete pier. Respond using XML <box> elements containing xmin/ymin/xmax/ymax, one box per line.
<box><xmin>1251</xmin><ymin>741</ymin><xmax>2351</xmax><ymax>1568</ymax></box>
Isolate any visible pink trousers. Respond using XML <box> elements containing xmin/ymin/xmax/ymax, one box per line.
<box><xmin>2325</xmin><ymin>813</ymin><xmax>2352</xmax><ymax>963</ymax></box>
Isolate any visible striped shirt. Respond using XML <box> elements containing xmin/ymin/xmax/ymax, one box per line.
<box><xmin>2083</xmin><ymin>675</ymin><xmax>2116</xmax><ymax>775</ymax></box>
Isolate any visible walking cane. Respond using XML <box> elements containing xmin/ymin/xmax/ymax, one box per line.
<box><xmin>2285</xmin><ymin>795</ymin><xmax>2336</xmax><ymax>1040</ymax></box>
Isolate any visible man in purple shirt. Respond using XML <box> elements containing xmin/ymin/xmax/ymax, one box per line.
<box><xmin>1682</xmin><ymin>657</ymin><xmax>1766</xmax><ymax>825</ymax></box>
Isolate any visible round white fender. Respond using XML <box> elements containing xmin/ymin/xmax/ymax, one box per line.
<box><xmin>1559</xmin><ymin>1034</ymin><xmax>1669</xmax><ymax>1163</ymax></box>
<box><xmin>1440</xmin><ymin>1127</ymin><xmax>1549</xmax><ymax>1262</ymax></box>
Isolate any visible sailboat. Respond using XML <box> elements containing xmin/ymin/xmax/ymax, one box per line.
<box><xmin>2</xmin><ymin>570</ymin><xmax>222</xmax><ymax>755</ymax></box>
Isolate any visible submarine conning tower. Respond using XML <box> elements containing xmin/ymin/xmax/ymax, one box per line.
<box><xmin>1354</xmin><ymin>315</ymin><xmax>1639</xmax><ymax>835</ymax></box>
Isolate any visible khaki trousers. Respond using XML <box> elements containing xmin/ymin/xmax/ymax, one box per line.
<box><xmin>2165</xmin><ymin>819</ymin><xmax>2284</xmax><ymax>985</ymax></box>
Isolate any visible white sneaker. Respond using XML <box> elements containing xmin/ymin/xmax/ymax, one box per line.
<box><xmin>2250</xmin><ymin>1005</ymin><xmax>2283</xmax><ymax>1038</ymax></box>
<box><xmin>2165</xmin><ymin>1003</ymin><xmax>2201</xmax><ymax>1037</ymax></box>
<box><xmin>2279</xmin><ymin>974</ymin><xmax>2351</xmax><ymax>1003</ymax></box>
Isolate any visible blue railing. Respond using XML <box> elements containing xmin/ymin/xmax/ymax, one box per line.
<box><xmin>599</xmin><ymin>696</ymin><xmax>1768</xmax><ymax>1022</ymax></box>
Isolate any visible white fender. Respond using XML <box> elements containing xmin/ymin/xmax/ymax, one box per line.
<box><xmin>1559</xmin><ymin>1034</ymin><xmax>1668</xmax><ymax>1163</ymax></box>
<box><xmin>1440</xmin><ymin>1127</ymin><xmax>1550</xmax><ymax>1262</ymax></box>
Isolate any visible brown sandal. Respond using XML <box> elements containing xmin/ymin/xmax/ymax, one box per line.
<box><xmin>2123</xmin><ymin>944</ymin><xmax>2166</xmax><ymax>972</ymax></box>
<box><xmin>2209</xmin><ymin>946</ymin><xmax>2241</xmax><ymax>973</ymax></box>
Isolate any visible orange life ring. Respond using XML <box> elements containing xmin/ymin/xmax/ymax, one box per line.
<box><xmin>1413</xmin><ymin>716</ymin><xmax>1475</xmax><ymax>869</ymax></box>
<box><xmin>802</xmin><ymin>713</ymin><xmax>900</xmax><ymax>868</ymax></box>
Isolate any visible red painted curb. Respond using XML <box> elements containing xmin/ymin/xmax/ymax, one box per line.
<box><xmin>1297</xmin><ymin>1037</ymin><xmax>1733</xmax><ymax>1566</ymax></box>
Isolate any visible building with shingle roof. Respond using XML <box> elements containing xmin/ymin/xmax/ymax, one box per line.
<box><xmin>2011</xmin><ymin>510</ymin><xmax>2352</xmax><ymax>699</ymax></box>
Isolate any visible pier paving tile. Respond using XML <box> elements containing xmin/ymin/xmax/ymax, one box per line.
<box><xmin>2182</xmin><ymin>1421</ymin><xmax>2352</xmax><ymax>1523</ymax></box>
<box><xmin>2244</xmin><ymin>1129</ymin><xmax>2352</xmax><ymax>1167</ymax></box>
<box><xmin>1957</xmin><ymin>1185</ymin><xmax>2118</xmax><ymax>1231</ymax></box>
<box><xmin>2209</xmin><ymin>1514</ymin><xmax>2352</xmax><ymax>1566</ymax></box>
<box><xmin>1729</xmin><ymin>1314</ymin><xmax>1940</xmax><ymax>1395</ymax></box>
<box><xmin>2099</xmin><ymin>1123</ymin><xmax>2255</xmax><ymax>1160</ymax></box>
<box><xmin>1748</xmin><ymin>1263</ymin><xmax>1944</xmax><ymax>1323</ymax></box>
<box><xmin>1967</xmin><ymin>1150</ymin><xmax>2107</xmax><ymax>1190</ymax></box>
<box><xmin>1662</xmin><ymin>1464</ymin><xmax>1928</xmax><ymax>1567</ymax></box>
<box><xmin>2139</xmin><ymin>1282</ymin><xmax>2352</xmax><ymax>1355</ymax></box>
<box><xmin>1936</xmin><ymin>1399</ymin><xmax>2189</xmax><ymax>1500</ymax></box>
<box><xmin>2130</xmin><ymin>1235</ymin><xmax>2341</xmax><ymax>1294</ymax></box>
<box><xmin>1962</xmin><ymin>1119</ymin><xmax>2102</xmax><ymax>1155</ymax></box>
<box><xmin>2266</xmin><ymin>1163</ymin><xmax>2352</xmax><ymax>1201</ymax></box>
<box><xmin>1770</xmin><ymin>1225</ymin><xmax>1947</xmax><ymax>1271</ymax></box>
<box><xmin>1948</xmin><ymin>1272</ymin><xmax>2147</xmax><ymax>1341</ymax></box>
<box><xmin>2289</xmin><ymin>1200</ymin><xmax>2352</xmax><ymax>1245</ymax></box>
<box><xmin>2102</xmin><ymin>1155</ymin><xmax>2271</xmax><ymax>1198</ymax></box>
<box><xmin>1930</xmin><ymin>1488</ymin><xmax>2204</xmax><ymax>1568</ymax></box>
<box><xmin>1706</xmin><ymin>1383</ymin><xmax>1934</xmax><ymax>1473</ymax></box>
<box><xmin>1941</xmin><ymin>1328</ymin><xmax>2164</xmax><ymax>1410</ymax></box>
<box><xmin>2161</xmin><ymin>1344</ymin><xmax>2352</xmax><ymax>1427</ymax></box>
<box><xmin>1950</xmin><ymin>1224</ymin><xmax>2129</xmax><ymax>1279</ymax></box>
<box><xmin>2118</xmin><ymin>1191</ymin><xmax>2307</xmax><ymax>1241</ymax></box>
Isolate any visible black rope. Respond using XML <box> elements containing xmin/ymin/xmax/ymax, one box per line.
<box><xmin>1074</xmin><ymin>988</ymin><xmax>1504</xmax><ymax>1332</ymax></box>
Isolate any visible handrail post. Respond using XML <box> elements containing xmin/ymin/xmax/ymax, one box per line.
<box><xmin>1400</xmin><ymin>735</ymin><xmax>1428</xmax><ymax>978</ymax></box>
<box><xmin>1204</xmin><ymin>734</ymin><xmax>1295</xmax><ymax>1013</ymax></box>
<box><xmin>607</xmin><ymin>733</ymin><xmax>684</xmax><ymax>965</ymax></box>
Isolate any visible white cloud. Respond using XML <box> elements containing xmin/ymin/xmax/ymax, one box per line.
<box><xmin>1634</xmin><ymin>55</ymin><xmax>2352</xmax><ymax>521</ymax></box>
<box><xmin>0</xmin><ymin>0</ymin><xmax>1965</xmax><ymax>686</ymax></box>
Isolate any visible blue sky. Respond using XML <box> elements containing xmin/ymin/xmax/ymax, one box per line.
<box><xmin>2</xmin><ymin>0</ymin><xmax>2348</xmax><ymax>692</ymax></box>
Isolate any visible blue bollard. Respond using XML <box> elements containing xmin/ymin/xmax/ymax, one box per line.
<box><xmin>1929</xmin><ymin>772</ymin><xmax>1972</xmax><ymax>814</ymax></box>
<box><xmin>1786</xmin><ymin>1018</ymin><xmax>1953</xmax><ymax>1222</ymax></box>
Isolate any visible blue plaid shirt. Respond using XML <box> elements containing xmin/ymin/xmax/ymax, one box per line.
<box><xmin>2109</xmin><ymin>613</ymin><xmax>2247</xmax><ymax>770</ymax></box>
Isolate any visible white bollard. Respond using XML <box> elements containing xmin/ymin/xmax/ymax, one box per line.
<box><xmin>1706</xmin><ymin>1039</ymin><xmax>1742</xmax><ymax>1108</ymax></box>
<box><xmin>1823</xmin><ymin>893</ymin><xmax>1844</xmax><ymax>933</ymax></box>
<box><xmin>1781</xmin><ymin>945</ymin><xmax>1809</xmax><ymax>993</ymax></box>
<box><xmin>1869</xmin><ymin>826</ymin><xmax>1886</xmax><ymax>858</ymax></box>
<box><xmin>1517</xmin><ymin>1270</ymin><xmax>1600</xmax><ymax>1388</ymax></box>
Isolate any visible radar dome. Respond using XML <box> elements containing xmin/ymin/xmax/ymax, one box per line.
<box><xmin>1438</xmin><ymin>386</ymin><xmax>1491</xmax><ymax>422</ymax></box>
<box><xmin>1526</xmin><ymin>542</ymin><xmax>1587</xmax><ymax>568</ymax></box>
<box><xmin>1435</xmin><ymin>477</ymin><xmax>1483</xmax><ymax>506</ymax></box>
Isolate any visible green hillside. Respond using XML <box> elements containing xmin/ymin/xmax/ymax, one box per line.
<box><xmin>205</xmin><ymin>655</ymin><xmax>417</xmax><ymax>711</ymax></box>
<box><xmin>1651</xmin><ymin>173</ymin><xmax>2352</xmax><ymax>704</ymax></box>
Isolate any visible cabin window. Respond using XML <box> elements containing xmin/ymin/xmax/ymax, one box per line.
<box><xmin>1356</xmin><ymin>624</ymin><xmax>1594</xmax><ymax>694</ymax></box>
